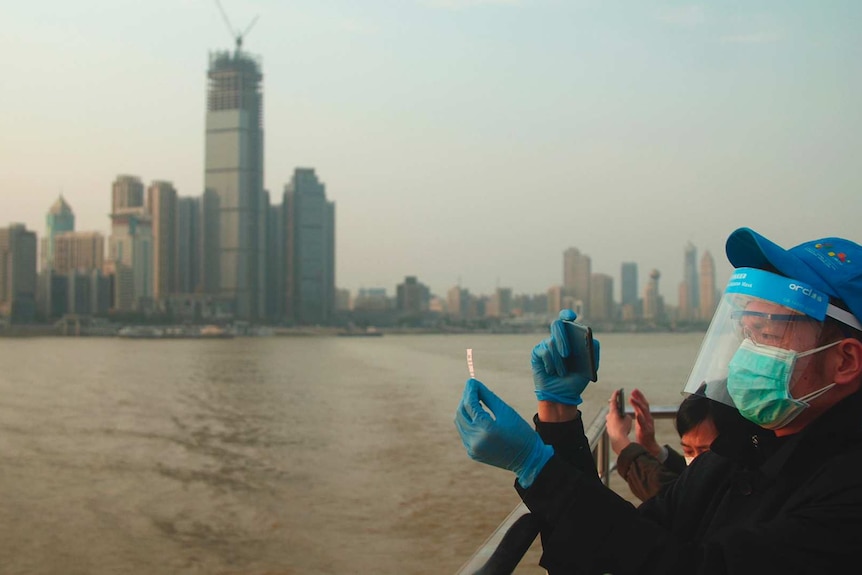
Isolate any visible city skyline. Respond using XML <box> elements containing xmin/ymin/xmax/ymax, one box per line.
<box><xmin>7</xmin><ymin>191</ymin><xmax>719</xmax><ymax>306</ymax></box>
<box><xmin>3</xmin><ymin>1</ymin><xmax>861</xmax><ymax>302</ymax></box>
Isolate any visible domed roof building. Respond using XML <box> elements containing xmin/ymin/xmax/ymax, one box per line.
<box><xmin>43</xmin><ymin>195</ymin><xmax>75</xmax><ymax>271</ymax></box>
<box><xmin>49</xmin><ymin>195</ymin><xmax>74</xmax><ymax>216</ymax></box>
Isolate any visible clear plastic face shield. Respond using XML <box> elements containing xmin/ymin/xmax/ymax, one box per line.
<box><xmin>683</xmin><ymin>267</ymin><xmax>849</xmax><ymax>414</ymax></box>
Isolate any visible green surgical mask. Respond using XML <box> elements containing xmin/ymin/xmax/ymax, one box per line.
<box><xmin>727</xmin><ymin>338</ymin><xmax>839</xmax><ymax>430</ymax></box>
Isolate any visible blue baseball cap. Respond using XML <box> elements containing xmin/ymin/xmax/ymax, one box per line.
<box><xmin>726</xmin><ymin>227</ymin><xmax>862</xmax><ymax>329</ymax></box>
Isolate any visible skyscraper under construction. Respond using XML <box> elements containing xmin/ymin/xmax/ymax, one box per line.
<box><xmin>203</xmin><ymin>45</ymin><xmax>267</xmax><ymax>320</ymax></box>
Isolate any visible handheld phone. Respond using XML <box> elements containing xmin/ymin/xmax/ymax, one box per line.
<box><xmin>615</xmin><ymin>388</ymin><xmax>625</xmax><ymax>416</ymax></box>
<box><xmin>560</xmin><ymin>320</ymin><xmax>599</xmax><ymax>382</ymax></box>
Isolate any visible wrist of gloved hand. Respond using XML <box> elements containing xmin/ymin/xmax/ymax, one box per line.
<box><xmin>534</xmin><ymin>388</ymin><xmax>584</xmax><ymax>406</ymax></box>
<box><xmin>515</xmin><ymin>436</ymin><xmax>555</xmax><ymax>488</ymax></box>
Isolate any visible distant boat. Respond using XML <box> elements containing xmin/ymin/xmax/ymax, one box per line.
<box><xmin>117</xmin><ymin>326</ymin><xmax>164</xmax><ymax>339</ymax></box>
<box><xmin>198</xmin><ymin>325</ymin><xmax>233</xmax><ymax>339</ymax></box>
<box><xmin>160</xmin><ymin>326</ymin><xmax>197</xmax><ymax>338</ymax></box>
<box><xmin>117</xmin><ymin>325</ymin><xmax>234</xmax><ymax>339</ymax></box>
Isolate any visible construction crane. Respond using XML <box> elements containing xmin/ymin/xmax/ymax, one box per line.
<box><xmin>214</xmin><ymin>0</ymin><xmax>259</xmax><ymax>53</ymax></box>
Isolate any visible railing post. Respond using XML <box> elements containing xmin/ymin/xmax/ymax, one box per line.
<box><xmin>598</xmin><ymin>429</ymin><xmax>610</xmax><ymax>487</ymax></box>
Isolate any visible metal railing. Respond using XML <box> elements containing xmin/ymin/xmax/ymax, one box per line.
<box><xmin>456</xmin><ymin>404</ymin><xmax>679</xmax><ymax>575</ymax></box>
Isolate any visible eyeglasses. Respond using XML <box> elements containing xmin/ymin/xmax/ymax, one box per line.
<box><xmin>730</xmin><ymin>310</ymin><xmax>820</xmax><ymax>346</ymax></box>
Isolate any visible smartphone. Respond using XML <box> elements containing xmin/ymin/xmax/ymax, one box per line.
<box><xmin>560</xmin><ymin>319</ymin><xmax>599</xmax><ymax>382</ymax></box>
<box><xmin>615</xmin><ymin>388</ymin><xmax>625</xmax><ymax>416</ymax></box>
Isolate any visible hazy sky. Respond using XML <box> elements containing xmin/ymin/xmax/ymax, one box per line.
<box><xmin>2</xmin><ymin>1</ymin><xmax>861</xmax><ymax>304</ymax></box>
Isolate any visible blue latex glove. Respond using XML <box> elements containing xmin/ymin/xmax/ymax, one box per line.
<box><xmin>531</xmin><ymin>309</ymin><xmax>601</xmax><ymax>405</ymax></box>
<box><xmin>455</xmin><ymin>378</ymin><xmax>554</xmax><ymax>488</ymax></box>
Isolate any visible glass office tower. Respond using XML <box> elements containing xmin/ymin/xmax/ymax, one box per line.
<box><xmin>204</xmin><ymin>47</ymin><xmax>266</xmax><ymax>320</ymax></box>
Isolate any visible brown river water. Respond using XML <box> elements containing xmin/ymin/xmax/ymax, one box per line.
<box><xmin>0</xmin><ymin>332</ymin><xmax>704</xmax><ymax>574</ymax></box>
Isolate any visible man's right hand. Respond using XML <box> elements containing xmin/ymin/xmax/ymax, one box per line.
<box><xmin>455</xmin><ymin>378</ymin><xmax>554</xmax><ymax>488</ymax></box>
<box><xmin>631</xmin><ymin>388</ymin><xmax>662</xmax><ymax>457</ymax></box>
<box><xmin>531</xmin><ymin>309</ymin><xmax>600</xmax><ymax>406</ymax></box>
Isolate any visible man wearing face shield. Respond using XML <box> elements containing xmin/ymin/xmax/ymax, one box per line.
<box><xmin>455</xmin><ymin>228</ymin><xmax>862</xmax><ymax>574</ymax></box>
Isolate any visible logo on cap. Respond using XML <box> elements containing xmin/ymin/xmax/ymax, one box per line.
<box><xmin>814</xmin><ymin>243</ymin><xmax>852</xmax><ymax>265</ymax></box>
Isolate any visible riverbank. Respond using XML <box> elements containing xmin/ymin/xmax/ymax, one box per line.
<box><xmin>0</xmin><ymin>324</ymin><xmax>61</xmax><ymax>337</ymax></box>
<box><xmin>0</xmin><ymin>323</ymin><xmax>706</xmax><ymax>338</ymax></box>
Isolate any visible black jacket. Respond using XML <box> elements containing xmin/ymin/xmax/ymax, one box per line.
<box><xmin>617</xmin><ymin>443</ymin><xmax>686</xmax><ymax>502</ymax></box>
<box><xmin>516</xmin><ymin>392</ymin><xmax>862</xmax><ymax>574</ymax></box>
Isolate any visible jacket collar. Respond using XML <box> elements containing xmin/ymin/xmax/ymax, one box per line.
<box><xmin>712</xmin><ymin>391</ymin><xmax>862</xmax><ymax>477</ymax></box>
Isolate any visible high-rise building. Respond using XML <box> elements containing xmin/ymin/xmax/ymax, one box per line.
<box><xmin>176</xmin><ymin>196</ymin><xmax>201</xmax><ymax>294</ymax></box>
<box><xmin>334</xmin><ymin>288</ymin><xmax>351</xmax><ymax>312</ymax></box>
<box><xmin>620</xmin><ymin>262</ymin><xmax>638</xmax><ymax>320</ymax></box>
<box><xmin>283</xmin><ymin>168</ymin><xmax>335</xmax><ymax>324</ymax></box>
<box><xmin>109</xmin><ymin>205</ymin><xmax>152</xmax><ymax>312</ymax></box>
<box><xmin>265</xmin><ymin>195</ymin><xmax>284</xmax><ymax>321</ymax></box>
<box><xmin>109</xmin><ymin>175</ymin><xmax>150</xmax><ymax>311</ymax></box>
<box><xmin>103</xmin><ymin>260</ymin><xmax>133</xmax><ymax>312</ymax></box>
<box><xmin>203</xmin><ymin>47</ymin><xmax>266</xmax><ymax>320</ymax></box>
<box><xmin>66</xmin><ymin>269</ymin><xmax>112</xmax><ymax>316</ymax></box>
<box><xmin>112</xmin><ymin>175</ymin><xmax>145</xmax><ymax>213</ymax></box>
<box><xmin>40</xmin><ymin>195</ymin><xmax>108</xmax><ymax>319</ymax></box>
<box><xmin>37</xmin><ymin>271</ymin><xmax>68</xmax><ymax>320</ymax></box>
<box><xmin>547</xmin><ymin>284</ymin><xmax>580</xmax><ymax>316</ymax></box>
<box><xmin>699</xmin><ymin>250</ymin><xmax>717</xmax><ymax>320</ymax></box>
<box><xmin>428</xmin><ymin>295</ymin><xmax>446</xmax><ymax>314</ymax></box>
<box><xmin>0</xmin><ymin>224</ymin><xmax>38</xmax><ymax>323</ymax></box>
<box><xmin>589</xmin><ymin>273</ymin><xmax>614</xmax><ymax>321</ymax></box>
<box><xmin>563</xmin><ymin>247</ymin><xmax>591</xmax><ymax>317</ymax></box>
<box><xmin>41</xmin><ymin>195</ymin><xmax>75</xmax><ymax>271</ymax></box>
<box><xmin>447</xmin><ymin>286</ymin><xmax>472</xmax><ymax>319</ymax></box>
<box><xmin>39</xmin><ymin>267</ymin><xmax>111</xmax><ymax>320</ymax></box>
<box><xmin>486</xmin><ymin>287</ymin><xmax>513</xmax><ymax>318</ymax></box>
<box><xmin>621</xmin><ymin>262</ymin><xmax>638</xmax><ymax>307</ymax></box>
<box><xmin>513</xmin><ymin>293</ymin><xmax>548</xmax><ymax>316</ymax></box>
<box><xmin>547</xmin><ymin>285</ymin><xmax>564</xmax><ymax>316</ymax></box>
<box><xmin>353</xmin><ymin>288</ymin><xmax>390</xmax><ymax>312</ymax></box>
<box><xmin>52</xmin><ymin>231</ymin><xmax>104</xmax><ymax>275</ymax></box>
<box><xmin>147</xmin><ymin>180</ymin><xmax>178</xmax><ymax>301</ymax></box>
<box><xmin>643</xmin><ymin>269</ymin><xmax>663</xmax><ymax>320</ymax></box>
<box><xmin>396</xmin><ymin>276</ymin><xmax>429</xmax><ymax>315</ymax></box>
<box><xmin>681</xmin><ymin>242</ymin><xmax>700</xmax><ymax>319</ymax></box>
<box><xmin>200</xmin><ymin>189</ymin><xmax>220</xmax><ymax>294</ymax></box>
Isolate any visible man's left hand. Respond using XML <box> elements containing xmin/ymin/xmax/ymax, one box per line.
<box><xmin>455</xmin><ymin>378</ymin><xmax>554</xmax><ymax>488</ymax></box>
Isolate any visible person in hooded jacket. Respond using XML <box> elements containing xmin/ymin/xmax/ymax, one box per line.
<box><xmin>607</xmin><ymin>387</ymin><xmax>738</xmax><ymax>502</ymax></box>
